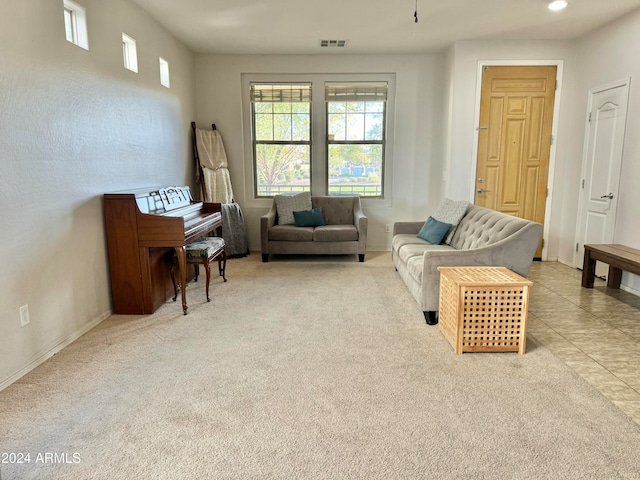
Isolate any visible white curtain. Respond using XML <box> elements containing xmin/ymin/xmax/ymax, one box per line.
<box><xmin>195</xmin><ymin>128</ymin><xmax>234</xmax><ymax>204</ymax></box>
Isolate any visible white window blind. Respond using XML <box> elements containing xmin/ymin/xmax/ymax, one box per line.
<box><xmin>250</xmin><ymin>84</ymin><xmax>312</xmax><ymax>103</ymax></box>
<box><xmin>325</xmin><ymin>82</ymin><xmax>388</xmax><ymax>102</ymax></box>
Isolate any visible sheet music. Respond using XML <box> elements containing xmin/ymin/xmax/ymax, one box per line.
<box><xmin>158</xmin><ymin>186</ymin><xmax>192</xmax><ymax>211</ymax></box>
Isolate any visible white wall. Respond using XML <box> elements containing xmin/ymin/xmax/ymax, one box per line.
<box><xmin>0</xmin><ymin>0</ymin><xmax>196</xmax><ymax>389</ymax></box>
<box><xmin>561</xmin><ymin>9</ymin><xmax>640</xmax><ymax>293</ymax></box>
<box><xmin>443</xmin><ymin>39</ymin><xmax>578</xmax><ymax>261</ymax></box>
<box><xmin>194</xmin><ymin>54</ymin><xmax>445</xmax><ymax>250</ymax></box>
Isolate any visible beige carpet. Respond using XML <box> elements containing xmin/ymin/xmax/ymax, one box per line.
<box><xmin>1</xmin><ymin>252</ymin><xmax>639</xmax><ymax>479</ymax></box>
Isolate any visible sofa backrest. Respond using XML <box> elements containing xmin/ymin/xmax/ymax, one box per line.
<box><xmin>311</xmin><ymin>196</ymin><xmax>356</xmax><ymax>225</ymax></box>
<box><xmin>450</xmin><ymin>204</ymin><xmax>536</xmax><ymax>250</ymax></box>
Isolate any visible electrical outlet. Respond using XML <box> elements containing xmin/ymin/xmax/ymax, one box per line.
<box><xmin>19</xmin><ymin>304</ymin><xmax>30</xmax><ymax>327</ymax></box>
<box><xmin>385</xmin><ymin>224</ymin><xmax>391</xmax><ymax>233</ymax></box>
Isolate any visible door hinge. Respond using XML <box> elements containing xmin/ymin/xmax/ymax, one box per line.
<box><xmin>550</xmin><ymin>134</ymin><xmax>554</xmax><ymax>146</ymax></box>
<box><xmin>542</xmin><ymin>238</ymin><xmax>545</xmax><ymax>248</ymax></box>
<box><xmin>581</xmin><ymin>179</ymin><xmax>585</xmax><ymax>188</ymax></box>
<box><xmin>588</xmin><ymin>112</ymin><xmax>592</xmax><ymax>122</ymax></box>
<box><xmin>555</xmin><ymin>80</ymin><xmax>558</xmax><ymax>90</ymax></box>
<box><xmin>576</xmin><ymin>242</ymin><xmax>579</xmax><ymax>252</ymax></box>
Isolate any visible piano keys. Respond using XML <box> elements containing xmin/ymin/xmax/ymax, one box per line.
<box><xmin>104</xmin><ymin>186</ymin><xmax>222</xmax><ymax>314</ymax></box>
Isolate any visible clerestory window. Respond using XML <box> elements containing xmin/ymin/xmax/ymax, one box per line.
<box><xmin>122</xmin><ymin>33</ymin><xmax>138</xmax><ymax>73</ymax></box>
<box><xmin>63</xmin><ymin>0</ymin><xmax>89</xmax><ymax>50</ymax></box>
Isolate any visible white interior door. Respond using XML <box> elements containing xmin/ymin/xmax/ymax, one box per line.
<box><xmin>575</xmin><ymin>79</ymin><xmax>630</xmax><ymax>276</ymax></box>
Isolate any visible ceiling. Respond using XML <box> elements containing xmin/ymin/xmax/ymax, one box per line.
<box><xmin>129</xmin><ymin>0</ymin><xmax>640</xmax><ymax>55</ymax></box>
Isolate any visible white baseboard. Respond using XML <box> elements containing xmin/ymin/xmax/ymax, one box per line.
<box><xmin>620</xmin><ymin>284</ymin><xmax>640</xmax><ymax>297</ymax></box>
<box><xmin>0</xmin><ymin>310</ymin><xmax>112</xmax><ymax>392</ymax></box>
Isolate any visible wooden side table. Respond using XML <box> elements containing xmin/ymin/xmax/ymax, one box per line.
<box><xmin>437</xmin><ymin>266</ymin><xmax>532</xmax><ymax>354</ymax></box>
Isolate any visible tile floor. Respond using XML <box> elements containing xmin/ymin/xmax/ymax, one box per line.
<box><xmin>526</xmin><ymin>261</ymin><xmax>640</xmax><ymax>425</ymax></box>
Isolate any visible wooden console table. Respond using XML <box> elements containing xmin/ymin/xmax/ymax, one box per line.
<box><xmin>582</xmin><ymin>244</ymin><xmax>640</xmax><ymax>289</ymax></box>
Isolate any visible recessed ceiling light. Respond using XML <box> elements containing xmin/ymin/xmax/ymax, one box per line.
<box><xmin>548</xmin><ymin>1</ymin><xmax>568</xmax><ymax>11</ymax></box>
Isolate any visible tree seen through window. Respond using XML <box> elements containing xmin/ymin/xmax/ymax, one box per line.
<box><xmin>251</xmin><ymin>83</ymin><xmax>311</xmax><ymax>196</ymax></box>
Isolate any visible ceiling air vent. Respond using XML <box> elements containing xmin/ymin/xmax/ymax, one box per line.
<box><xmin>320</xmin><ymin>39</ymin><xmax>348</xmax><ymax>48</ymax></box>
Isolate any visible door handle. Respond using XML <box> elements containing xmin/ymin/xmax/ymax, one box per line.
<box><xmin>600</xmin><ymin>193</ymin><xmax>614</xmax><ymax>199</ymax></box>
<box><xmin>477</xmin><ymin>188</ymin><xmax>489</xmax><ymax>194</ymax></box>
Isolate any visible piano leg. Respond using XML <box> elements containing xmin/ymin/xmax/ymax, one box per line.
<box><xmin>174</xmin><ymin>246</ymin><xmax>188</xmax><ymax>315</ymax></box>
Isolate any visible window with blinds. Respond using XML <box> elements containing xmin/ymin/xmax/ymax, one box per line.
<box><xmin>250</xmin><ymin>83</ymin><xmax>312</xmax><ymax>197</ymax></box>
<box><xmin>326</xmin><ymin>82</ymin><xmax>387</xmax><ymax>197</ymax></box>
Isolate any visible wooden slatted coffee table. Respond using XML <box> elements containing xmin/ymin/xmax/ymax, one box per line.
<box><xmin>437</xmin><ymin>266</ymin><xmax>532</xmax><ymax>355</ymax></box>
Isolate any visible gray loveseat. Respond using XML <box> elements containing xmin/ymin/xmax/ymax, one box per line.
<box><xmin>392</xmin><ymin>204</ymin><xmax>542</xmax><ymax>325</ymax></box>
<box><xmin>261</xmin><ymin>195</ymin><xmax>368</xmax><ymax>262</ymax></box>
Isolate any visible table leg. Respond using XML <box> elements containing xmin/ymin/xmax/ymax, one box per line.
<box><xmin>174</xmin><ymin>246</ymin><xmax>188</xmax><ymax>315</ymax></box>
<box><xmin>607</xmin><ymin>266</ymin><xmax>622</xmax><ymax>289</ymax></box>
<box><xmin>581</xmin><ymin>248</ymin><xmax>596</xmax><ymax>288</ymax></box>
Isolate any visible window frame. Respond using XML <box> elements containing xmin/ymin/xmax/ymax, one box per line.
<box><xmin>63</xmin><ymin>0</ymin><xmax>89</xmax><ymax>50</ymax></box>
<box><xmin>325</xmin><ymin>82</ymin><xmax>388</xmax><ymax>198</ymax></box>
<box><xmin>241</xmin><ymin>73</ymin><xmax>395</xmax><ymax>209</ymax></box>
<box><xmin>159</xmin><ymin>57</ymin><xmax>170</xmax><ymax>88</ymax></box>
<box><xmin>250</xmin><ymin>82</ymin><xmax>313</xmax><ymax>198</ymax></box>
<box><xmin>122</xmin><ymin>33</ymin><xmax>138</xmax><ymax>73</ymax></box>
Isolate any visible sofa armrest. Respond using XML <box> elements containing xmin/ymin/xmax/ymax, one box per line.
<box><xmin>260</xmin><ymin>203</ymin><xmax>277</xmax><ymax>254</ymax></box>
<box><xmin>393</xmin><ymin>221</ymin><xmax>424</xmax><ymax>236</ymax></box>
<box><xmin>353</xmin><ymin>197</ymin><xmax>368</xmax><ymax>255</ymax></box>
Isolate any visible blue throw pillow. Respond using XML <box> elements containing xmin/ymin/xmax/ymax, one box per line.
<box><xmin>417</xmin><ymin>216</ymin><xmax>452</xmax><ymax>245</ymax></box>
<box><xmin>293</xmin><ymin>207</ymin><xmax>325</xmax><ymax>227</ymax></box>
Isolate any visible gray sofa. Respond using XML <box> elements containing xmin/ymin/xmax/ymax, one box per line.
<box><xmin>392</xmin><ymin>204</ymin><xmax>542</xmax><ymax>325</ymax></box>
<box><xmin>261</xmin><ymin>196</ymin><xmax>368</xmax><ymax>262</ymax></box>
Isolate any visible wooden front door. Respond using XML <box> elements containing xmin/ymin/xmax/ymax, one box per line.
<box><xmin>475</xmin><ymin>65</ymin><xmax>557</xmax><ymax>258</ymax></box>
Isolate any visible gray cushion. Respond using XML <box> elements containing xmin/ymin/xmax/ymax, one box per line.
<box><xmin>397</xmin><ymin>243</ymin><xmax>452</xmax><ymax>265</ymax></box>
<box><xmin>313</xmin><ymin>225</ymin><xmax>358</xmax><ymax>242</ymax></box>
<box><xmin>392</xmin><ymin>234</ymin><xmax>430</xmax><ymax>255</ymax></box>
<box><xmin>275</xmin><ymin>192</ymin><xmax>312</xmax><ymax>225</ymax></box>
<box><xmin>269</xmin><ymin>225</ymin><xmax>314</xmax><ymax>241</ymax></box>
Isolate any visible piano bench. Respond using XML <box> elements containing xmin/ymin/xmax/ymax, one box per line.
<box><xmin>171</xmin><ymin>237</ymin><xmax>227</xmax><ymax>308</ymax></box>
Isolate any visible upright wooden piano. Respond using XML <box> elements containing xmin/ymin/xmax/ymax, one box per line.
<box><xmin>103</xmin><ymin>186</ymin><xmax>222</xmax><ymax>315</ymax></box>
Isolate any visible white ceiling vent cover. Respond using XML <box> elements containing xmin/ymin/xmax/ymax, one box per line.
<box><xmin>320</xmin><ymin>39</ymin><xmax>348</xmax><ymax>47</ymax></box>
